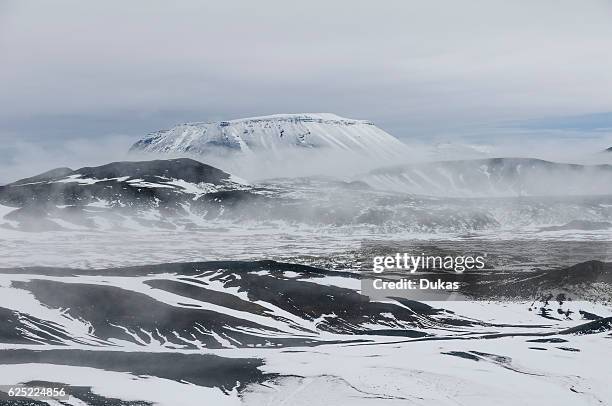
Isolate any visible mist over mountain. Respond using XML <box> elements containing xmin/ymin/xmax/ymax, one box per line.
<box><xmin>0</xmin><ymin>158</ymin><xmax>500</xmax><ymax>233</ymax></box>
<box><xmin>362</xmin><ymin>158</ymin><xmax>612</xmax><ymax>197</ymax></box>
<box><xmin>3</xmin><ymin>119</ymin><xmax>612</xmax><ymax>406</ymax></box>
<box><xmin>3</xmin><ymin>158</ymin><xmax>612</xmax><ymax>236</ymax></box>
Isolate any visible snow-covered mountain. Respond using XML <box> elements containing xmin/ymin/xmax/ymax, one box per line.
<box><xmin>129</xmin><ymin>113</ymin><xmax>409</xmax><ymax>161</ymax></box>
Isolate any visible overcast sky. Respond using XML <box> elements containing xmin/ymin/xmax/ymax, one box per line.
<box><xmin>1</xmin><ymin>0</ymin><xmax>612</xmax><ymax>180</ymax></box>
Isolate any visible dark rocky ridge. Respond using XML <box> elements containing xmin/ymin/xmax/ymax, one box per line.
<box><xmin>0</xmin><ymin>158</ymin><xmax>232</xmax><ymax>208</ymax></box>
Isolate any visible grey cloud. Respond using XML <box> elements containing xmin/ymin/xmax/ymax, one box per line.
<box><xmin>1</xmin><ymin>0</ymin><xmax>612</xmax><ymax>183</ymax></box>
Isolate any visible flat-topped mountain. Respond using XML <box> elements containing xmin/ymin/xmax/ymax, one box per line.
<box><xmin>129</xmin><ymin>113</ymin><xmax>408</xmax><ymax>160</ymax></box>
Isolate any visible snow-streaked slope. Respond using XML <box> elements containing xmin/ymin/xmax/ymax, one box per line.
<box><xmin>130</xmin><ymin>113</ymin><xmax>409</xmax><ymax>161</ymax></box>
<box><xmin>0</xmin><ymin>259</ymin><xmax>610</xmax><ymax>350</ymax></box>
<box><xmin>0</xmin><ymin>261</ymin><xmax>483</xmax><ymax>349</ymax></box>
<box><xmin>0</xmin><ymin>259</ymin><xmax>610</xmax><ymax>405</ymax></box>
